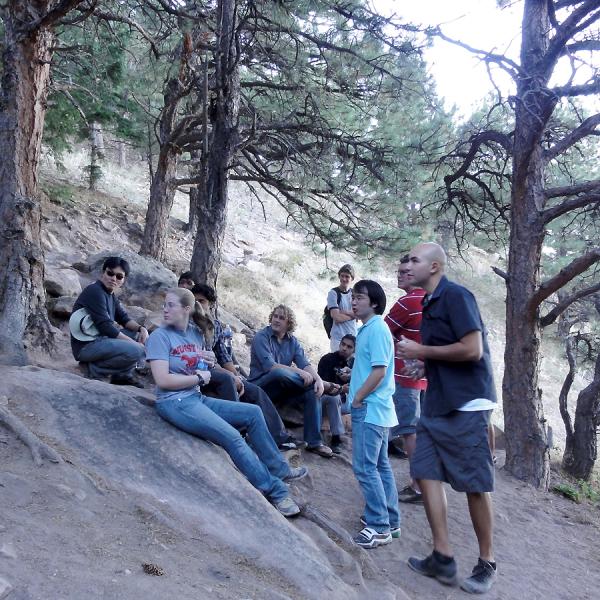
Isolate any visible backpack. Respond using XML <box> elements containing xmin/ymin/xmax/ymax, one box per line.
<box><xmin>322</xmin><ymin>287</ymin><xmax>343</xmax><ymax>339</ymax></box>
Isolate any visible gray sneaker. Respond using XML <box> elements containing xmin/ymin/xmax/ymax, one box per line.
<box><xmin>353</xmin><ymin>527</ymin><xmax>392</xmax><ymax>549</ymax></box>
<box><xmin>274</xmin><ymin>496</ymin><xmax>301</xmax><ymax>517</ymax></box>
<box><xmin>283</xmin><ymin>466</ymin><xmax>309</xmax><ymax>482</ymax></box>
<box><xmin>359</xmin><ymin>515</ymin><xmax>400</xmax><ymax>538</ymax></box>
<box><xmin>460</xmin><ymin>558</ymin><xmax>497</xmax><ymax>594</ymax></box>
<box><xmin>408</xmin><ymin>552</ymin><xmax>458</xmax><ymax>586</ymax></box>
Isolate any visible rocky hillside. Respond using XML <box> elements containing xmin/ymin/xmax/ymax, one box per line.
<box><xmin>0</xmin><ymin>152</ymin><xmax>597</xmax><ymax>599</ymax></box>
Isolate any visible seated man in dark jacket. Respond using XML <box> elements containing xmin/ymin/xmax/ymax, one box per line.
<box><xmin>192</xmin><ymin>284</ymin><xmax>302</xmax><ymax>450</ymax></box>
<box><xmin>70</xmin><ymin>256</ymin><xmax>147</xmax><ymax>387</ymax></box>
<box><xmin>317</xmin><ymin>334</ymin><xmax>355</xmax><ymax>453</ymax></box>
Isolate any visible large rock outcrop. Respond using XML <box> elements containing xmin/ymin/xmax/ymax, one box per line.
<box><xmin>73</xmin><ymin>250</ymin><xmax>177</xmax><ymax>310</ymax></box>
<box><xmin>0</xmin><ymin>366</ymin><xmax>401</xmax><ymax>600</ymax></box>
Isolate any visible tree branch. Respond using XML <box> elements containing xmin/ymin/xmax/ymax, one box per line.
<box><xmin>491</xmin><ymin>266</ymin><xmax>509</xmax><ymax>281</ymax></box>
<box><xmin>540</xmin><ymin>282</ymin><xmax>600</xmax><ymax>326</ymax></box>
<box><xmin>530</xmin><ymin>248</ymin><xmax>600</xmax><ymax>309</ymax></box>
<box><xmin>22</xmin><ymin>0</ymin><xmax>86</xmax><ymax>35</ymax></box>
<box><xmin>544</xmin><ymin>113</ymin><xmax>600</xmax><ymax>161</ymax></box>
<box><xmin>551</xmin><ymin>78</ymin><xmax>600</xmax><ymax>97</ymax></box>
<box><xmin>542</xmin><ymin>188</ymin><xmax>600</xmax><ymax>223</ymax></box>
<box><xmin>433</xmin><ymin>27</ymin><xmax>522</xmax><ymax>78</ymax></box>
<box><xmin>92</xmin><ymin>9</ymin><xmax>160</xmax><ymax>59</ymax></box>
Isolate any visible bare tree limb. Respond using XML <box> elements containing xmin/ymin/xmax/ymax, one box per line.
<box><xmin>542</xmin><ymin>189</ymin><xmax>600</xmax><ymax>223</ymax></box>
<box><xmin>551</xmin><ymin>79</ymin><xmax>600</xmax><ymax>97</ymax></box>
<box><xmin>492</xmin><ymin>266</ymin><xmax>509</xmax><ymax>281</ymax></box>
<box><xmin>530</xmin><ymin>247</ymin><xmax>600</xmax><ymax>309</ymax></box>
<box><xmin>540</xmin><ymin>282</ymin><xmax>600</xmax><ymax>326</ymax></box>
<box><xmin>544</xmin><ymin>113</ymin><xmax>600</xmax><ymax>161</ymax></box>
<box><xmin>433</xmin><ymin>28</ymin><xmax>522</xmax><ymax>77</ymax></box>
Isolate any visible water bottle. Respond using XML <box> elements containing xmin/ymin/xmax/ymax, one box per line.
<box><xmin>404</xmin><ymin>359</ymin><xmax>420</xmax><ymax>378</ymax></box>
<box><xmin>223</xmin><ymin>324</ymin><xmax>233</xmax><ymax>352</ymax></box>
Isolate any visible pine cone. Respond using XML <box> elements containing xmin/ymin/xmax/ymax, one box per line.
<box><xmin>142</xmin><ymin>563</ymin><xmax>165</xmax><ymax>576</ymax></box>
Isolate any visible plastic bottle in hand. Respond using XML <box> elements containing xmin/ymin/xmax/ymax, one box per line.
<box><xmin>223</xmin><ymin>324</ymin><xmax>233</xmax><ymax>352</ymax></box>
<box><xmin>404</xmin><ymin>359</ymin><xmax>420</xmax><ymax>378</ymax></box>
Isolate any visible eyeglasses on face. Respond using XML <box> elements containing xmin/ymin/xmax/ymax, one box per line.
<box><xmin>105</xmin><ymin>269</ymin><xmax>125</xmax><ymax>280</ymax></box>
<box><xmin>162</xmin><ymin>301</ymin><xmax>182</xmax><ymax>309</ymax></box>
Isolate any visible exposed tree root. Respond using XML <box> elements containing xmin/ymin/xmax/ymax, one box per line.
<box><xmin>0</xmin><ymin>397</ymin><xmax>62</xmax><ymax>466</ymax></box>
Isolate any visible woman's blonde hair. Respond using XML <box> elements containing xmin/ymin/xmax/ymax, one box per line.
<box><xmin>167</xmin><ymin>288</ymin><xmax>214</xmax><ymax>347</ymax></box>
<box><xmin>268</xmin><ymin>304</ymin><xmax>297</xmax><ymax>333</ymax></box>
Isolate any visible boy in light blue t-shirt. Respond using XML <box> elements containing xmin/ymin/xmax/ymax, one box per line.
<box><xmin>348</xmin><ymin>280</ymin><xmax>400</xmax><ymax>549</ymax></box>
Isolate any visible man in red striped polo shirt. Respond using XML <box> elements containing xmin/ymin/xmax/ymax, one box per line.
<box><xmin>384</xmin><ymin>255</ymin><xmax>427</xmax><ymax>504</ymax></box>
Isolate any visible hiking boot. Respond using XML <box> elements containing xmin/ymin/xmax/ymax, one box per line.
<box><xmin>408</xmin><ymin>552</ymin><xmax>458</xmax><ymax>586</ymax></box>
<box><xmin>460</xmin><ymin>558</ymin><xmax>497</xmax><ymax>594</ymax></box>
<box><xmin>110</xmin><ymin>374</ymin><xmax>144</xmax><ymax>388</ymax></box>
<box><xmin>283</xmin><ymin>466</ymin><xmax>309</xmax><ymax>482</ymax></box>
<box><xmin>398</xmin><ymin>485</ymin><xmax>424</xmax><ymax>504</ymax></box>
<box><xmin>353</xmin><ymin>527</ymin><xmax>392</xmax><ymax>549</ymax></box>
<box><xmin>274</xmin><ymin>496</ymin><xmax>301</xmax><ymax>518</ymax></box>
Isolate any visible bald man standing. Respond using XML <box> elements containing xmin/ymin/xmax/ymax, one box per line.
<box><xmin>397</xmin><ymin>242</ymin><xmax>497</xmax><ymax>594</ymax></box>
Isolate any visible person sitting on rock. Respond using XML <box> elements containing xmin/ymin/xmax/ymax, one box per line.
<box><xmin>178</xmin><ymin>271</ymin><xmax>195</xmax><ymax>290</ymax></box>
<box><xmin>248</xmin><ymin>304</ymin><xmax>333</xmax><ymax>458</ymax></box>
<box><xmin>146</xmin><ymin>287</ymin><xmax>307</xmax><ymax>518</ymax></box>
<box><xmin>317</xmin><ymin>334</ymin><xmax>355</xmax><ymax>454</ymax></box>
<box><xmin>192</xmin><ymin>284</ymin><xmax>303</xmax><ymax>451</ymax></box>
<box><xmin>70</xmin><ymin>256</ymin><xmax>147</xmax><ymax>387</ymax></box>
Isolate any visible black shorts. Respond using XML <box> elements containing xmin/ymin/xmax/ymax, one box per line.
<box><xmin>410</xmin><ymin>410</ymin><xmax>494</xmax><ymax>493</ymax></box>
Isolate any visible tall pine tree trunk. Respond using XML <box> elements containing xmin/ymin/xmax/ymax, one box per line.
<box><xmin>140</xmin><ymin>79</ymin><xmax>182</xmax><ymax>262</ymax></box>
<box><xmin>502</xmin><ymin>0</ymin><xmax>555</xmax><ymax>488</ymax></box>
<box><xmin>0</xmin><ymin>6</ymin><xmax>57</xmax><ymax>365</ymax></box>
<box><xmin>190</xmin><ymin>0</ymin><xmax>239</xmax><ymax>287</ymax></box>
<box><xmin>562</xmin><ymin>298</ymin><xmax>600</xmax><ymax>481</ymax></box>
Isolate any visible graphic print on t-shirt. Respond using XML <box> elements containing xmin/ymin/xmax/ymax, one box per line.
<box><xmin>170</xmin><ymin>342</ymin><xmax>204</xmax><ymax>373</ymax></box>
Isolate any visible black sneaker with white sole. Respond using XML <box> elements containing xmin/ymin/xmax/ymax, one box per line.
<box><xmin>398</xmin><ymin>484</ymin><xmax>424</xmax><ymax>504</ymax></box>
<box><xmin>408</xmin><ymin>552</ymin><xmax>458</xmax><ymax>586</ymax></box>
<box><xmin>353</xmin><ymin>527</ymin><xmax>392</xmax><ymax>549</ymax></box>
<box><xmin>460</xmin><ymin>558</ymin><xmax>497</xmax><ymax>594</ymax></box>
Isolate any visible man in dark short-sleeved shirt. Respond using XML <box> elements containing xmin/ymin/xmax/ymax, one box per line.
<box><xmin>249</xmin><ymin>304</ymin><xmax>333</xmax><ymax>458</ymax></box>
<box><xmin>397</xmin><ymin>242</ymin><xmax>497</xmax><ymax>595</ymax></box>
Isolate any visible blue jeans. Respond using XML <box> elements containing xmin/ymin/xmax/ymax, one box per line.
<box><xmin>156</xmin><ymin>393</ymin><xmax>290</xmax><ymax>503</ymax></box>
<box><xmin>321</xmin><ymin>394</ymin><xmax>345</xmax><ymax>436</ymax></box>
<box><xmin>77</xmin><ymin>336</ymin><xmax>144</xmax><ymax>378</ymax></box>
<box><xmin>352</xmin><ymin>406</ymin><xmax>400</xmax><ymax>533</ymax></box>
<box><xmin>252</xmin><ymin>369</ymin><xmax>323</xmax><ymax>447</ymax></box>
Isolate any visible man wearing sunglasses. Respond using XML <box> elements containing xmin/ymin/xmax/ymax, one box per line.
<box><xmin>71</xmin><ymin>256</ymin><xmax>147</xmax><ymax>387</ymax></box>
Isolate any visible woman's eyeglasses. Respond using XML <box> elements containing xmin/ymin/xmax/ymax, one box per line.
<box><xmin>105</xmin><ymin>269</ymin><xmax>125</xmax><ymax>280</ymax></box>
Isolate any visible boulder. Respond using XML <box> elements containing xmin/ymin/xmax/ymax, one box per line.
<box><xmin>0</xmin><ymin>366</ymin><xmax>385</xmax><ymax>600</ymax></box>
<box><xmin>216</xmin><ymin>307</ymin><xmax>249</xmax><ymax>335</ymax></box>
<box><xmin>123</xmin><ymin>305</ymin><xmax>152</xmax><ymax>326</ymax></box>
<box><xmin>44</xmin><ymin>267</ymin><xmax>82</xmax><ymax>298</ymax></box>
<box><xmin>48</xmin><ymin>296</ymin><xmax>76</xmax><ymax>319</ymax></box>
<box><xmin>74</xmin><ymin>250</ymin><xmax>177</xmax><ymax>310</ymax></box>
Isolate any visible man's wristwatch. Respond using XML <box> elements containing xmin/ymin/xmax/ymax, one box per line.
<box><xmin>196</xmin><ymin>373</ymin><xmax>205</xmax><ymax>386</ymax></box>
